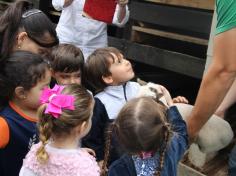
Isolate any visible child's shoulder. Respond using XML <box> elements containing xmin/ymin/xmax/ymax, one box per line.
<box><xmin>23</xmin><ymin>143</ymin><xmax>100</xmax><ymax>176</ymax></box>
<box><xmin>0</xmin><ymin>116</ymin><xmax>9</xmax><ymax>148</ymax></box>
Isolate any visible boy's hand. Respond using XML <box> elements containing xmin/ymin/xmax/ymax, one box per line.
<box><xmin>173</xmin><ymin>96</ymin><xmax>189</xmax><ymax>104</ymax></box>
<box><xmin>159</xmin><ymin>85</ymin><xmax>174</xmax><ymax>107</ymax></box>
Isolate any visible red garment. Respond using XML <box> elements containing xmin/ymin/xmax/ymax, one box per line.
<box><xmin>83</xmin><ymin>0</ymin><xmax>117</xmax><ymax>23</ymax></box>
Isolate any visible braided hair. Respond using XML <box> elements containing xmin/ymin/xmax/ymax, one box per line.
<box><xmin>102</xmin><ymin>97</ymin><xmax>173</xmax><ymax>175</ymax></box>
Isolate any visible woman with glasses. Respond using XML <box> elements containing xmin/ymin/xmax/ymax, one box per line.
<box><xmin>0</xmin><ymin>0</ymin><xmax>59</xmax><ymax>60</ymax></box>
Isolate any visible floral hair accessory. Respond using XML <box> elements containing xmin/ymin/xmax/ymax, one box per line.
<box><xmin>40</xmin><ymin>84</ymin><xmax>75</xmax><ymax>118</ymax></box>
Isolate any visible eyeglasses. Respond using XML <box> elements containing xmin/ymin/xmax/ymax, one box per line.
<box><xmin>22</xmin><ymin>9</ymin><xmax>42</xmax><ymax>18</ymax></box>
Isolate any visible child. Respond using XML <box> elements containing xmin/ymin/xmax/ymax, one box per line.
<box><xmin>50</xmin><ymin>44</ymin><xmax>84</xmax><ymax>85</ymax></box>
<box><xmin>104</xmin><ymin>95</ymin><xmax>188</xmax><ymax>176</ymax></box>
<box><xmin>50</xmin><ymin>44</ymin><xmax>108</xmax><ymax>165</ymax></box>
<box><xmin>84</xmin><ymin>47</ymin><xmax>188</xmax><ymax>164</ymax></box>
<box><xmin>0</xmin><ymin>51</ymin><xmax>51</xmax><ymax>176</ymax></box>
<box><xmin>19</xmin><ymin>84</ymin><xmax>100</xmax><ymax>176</ymax></box>
<box><xmin>0</xmin><ymin>0</ymin><xmax>58</xmax><ymax>60</ymax></box>
<box><xmin>85</xmin><ymin>47</ymin><xmax>188</xmax><ymax>120</ymax></box>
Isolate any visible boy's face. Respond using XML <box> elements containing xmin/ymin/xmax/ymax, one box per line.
<box><xmin>106</xmin><ymin>53</ymin><xmax>134</xmax><ymax>85</ymax></box>
<box><xmin>53</xmin><ymin>71</ymin><xmax>81</xmax><ymax>85</ymax></box>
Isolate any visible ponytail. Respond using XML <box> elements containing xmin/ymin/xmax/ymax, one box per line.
<box><xmin>36</xmin><ymin>105</ymin><xmax>53</xmax><ymax>163</ymax></box>
<box><xmin>0</xmin><ymin>0</ymin><xmax>33</xmax><ymax>59</ymax></box>
<box><xmin>101</xmin><ymin>123</ymin><xmax>116</xmax><ymax>176</ymax></box>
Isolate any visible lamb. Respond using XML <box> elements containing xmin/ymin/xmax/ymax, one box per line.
<box><xmin>175</xmin><ymin>103</ymin><xmax>233</xmax><ymax>167</ymax></box>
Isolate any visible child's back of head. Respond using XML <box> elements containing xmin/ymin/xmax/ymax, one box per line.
<box><xmin>115</xmin><ymin>97</ymin><xmax>169</xmax><ymax>153</ymax></box>
<box><xmin>36</xmin><ymin>84</ymin><xmax>94</xmax><ymax>163</ymax></box>
<box><xmin>102</xmin><ymin>97</ymin><xmax>173</xmax><ymax>176</ymax></box>
<box><xmin>51</xmin><ymin>44</ymin><xmax>84</xmax><ymax>85</ymax></box>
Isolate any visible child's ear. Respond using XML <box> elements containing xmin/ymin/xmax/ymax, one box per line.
<box><xmin>17</xmin><ymin>32</ymin><xmax>28</xmax><ymax>47</ymax></box>
<box><xmin>102</xmin><ymin>75</ymin><xmax>113</xmax><ymax>85</ymax></box>
<box><xmin>76</xmin><ymin>120</ymin><xmax>89</xmax><ymax>136</ymax></box>
<box><xmin>14</xmin><ymin>86</ymin><xmax>27</xmax><ymax>100</ymax></box>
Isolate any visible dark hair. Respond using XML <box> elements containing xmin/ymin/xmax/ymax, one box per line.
<box><xmin>0</xmin><ymin>50</ymin><xmax>50</xmax><ymax>107</ymax></box>
<box><xmin>102</xmin><ymin>97</ymin><xmax>172</xmax><ymax>176</ymax></box>
<box><xmin>51</xmin><ymin>44</ymin><xmax>84</xmax><ymax>73</ymax></box>
<box><xmin>84</xmin><ymin>47</ymin><xmax>123</xmax><ymax>93</ymax></box>
<box><xmin>0</xmin><ymin>0</ymin><xmax>58</xmax><ymax>59</ymax></box>
<box><xmin>36</xmin><ymin>84</ymin><xmax>93</xmax><ymax>163</ymax></box>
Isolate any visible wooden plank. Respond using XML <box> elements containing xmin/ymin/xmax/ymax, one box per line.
<box><xmin>132</xmin><ymin>26</ymin><xmax>208</xmax><ymax>45</ymax></box>
<box><xmin>144</xmin><ymin>0</ymin><xmax>215</xmax><ymax>10</ymax></box>
<box><xmin>130</xmin><ymin>1</ymin><xmax>213</xmax><ymax>38</ymax></box>
<box><xmin>108</xmin><ymin>37</ymin><xmax>205</xmax><ymax>79</ymax></box>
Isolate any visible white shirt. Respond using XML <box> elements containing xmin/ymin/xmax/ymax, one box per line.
<box><xmin>52</xmin><ymin>0</ymin><xmax>130</xmax><ymax>59</ymax></box>
<box><xmin>95</xmin><ymin>81</ymin><xmax>140</xmax><ymax>119</ymax></box>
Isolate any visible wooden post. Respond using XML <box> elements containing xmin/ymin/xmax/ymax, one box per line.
<box><xmin>204</xmin><ymin>7</ymin><xmax>216</xmax><ymax>73</ymax></box>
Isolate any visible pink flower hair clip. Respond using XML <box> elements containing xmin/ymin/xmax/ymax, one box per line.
<box><xmin>40</xmin><ymin>85</ymin><xmax>75</xmax><ymax>118</ymax></box>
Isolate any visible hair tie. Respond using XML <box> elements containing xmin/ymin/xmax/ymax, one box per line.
<box><xmin>40</xmin><ymin>85</ymin><xmax>75</xmax><ymax>118</ymax></box>
<box><xmin>22</xmin><ymin>9</ymin><xmax>42</xmax><ymax>18</ymax></box>
<box><xmin>139</xmin><ymin>151</ymin><xmax>155</xmax><ymax>159</ymax></box>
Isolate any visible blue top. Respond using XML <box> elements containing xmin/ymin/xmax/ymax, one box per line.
<box><xmin>0</xmin><ymin>102</ymin><xmax>38</xmax><ymax>176</ymax></box>
<box><xmin>108</xmin><ymin>106</ymin><xmax>188</xmax><ymax>176</ymax></box>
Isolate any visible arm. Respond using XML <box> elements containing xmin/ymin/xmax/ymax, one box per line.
<box><xmin>215</xmin><ymin>78</ymin><xmax>236</xmax><ymax>118</ymax></box>
<box><xmin>167</xmin><ymin>106</ymin><xmax>188</xmax><ymax>161</ymax></box>
<box><xmin>187</xmin><ymin>28</ymin><xmax>236</xmax><ymax>138</ymax></box>
<box><xmin>112</xmin><ymin>0</ymin><xmax>130</xmax><ymax>27</ymax></box>
<box><xmin>0</xmin><ymin>117</ymin><xmax>9</xmax><ymax>148</ymax></box>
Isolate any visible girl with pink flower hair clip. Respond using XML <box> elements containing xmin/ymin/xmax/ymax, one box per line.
<box><xmin>20</xmin><ymin>84</ymin><xmax>100</xmax><ymax>176</ymax></box>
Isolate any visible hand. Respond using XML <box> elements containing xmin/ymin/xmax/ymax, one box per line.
<box><xmin>159</xmin><ymin>85</ymin><xmax>173</xmax><ymax>107</ymax></box>
<box><xmin>82</xmin><ymin>147</ymin><xmax>96</xmax><ymax>157</ymax></box>
<box><xmin>173</xmin><ymin>96</ymin><xmax>189</xmax><ymax>104</ymax></box>
<box><xmin>117</xmin><ymin>0</ymin><xmax>128</xmax><ymax>7</ymax></box>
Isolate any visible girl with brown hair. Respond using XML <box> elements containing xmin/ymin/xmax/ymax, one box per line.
<box><xmin>20</xmin><ymin>84</ymin><xmax>100</xmax><ymax>176</ymax></box>
<box><xmin>102</xmin><ymin>92</ymin><xmax>188</xmax><ymax>176</ymax></box>
<box><xmin>0</xmin><ymin>0</ymin><xmax>58</xmax><ymax>59</ymax></box>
